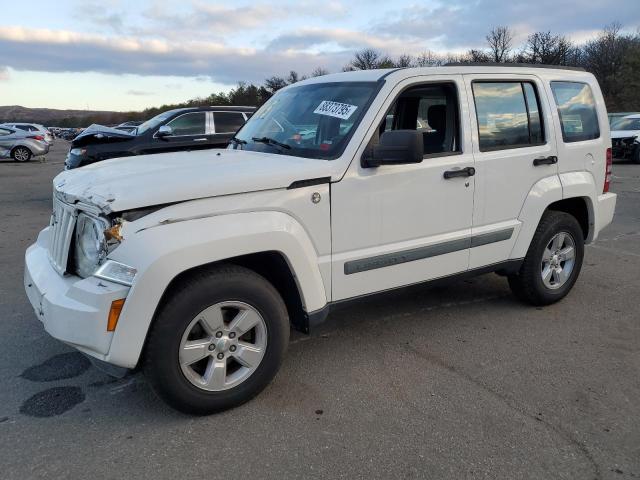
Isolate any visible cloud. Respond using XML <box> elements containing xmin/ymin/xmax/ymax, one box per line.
<box><xmin>0</xmin><ymin>26</ymin><xmax>348</xmax><ymax>84</ymax></box>
<box><xmin>371</xmin><ymin>0</ymin><xmax>640</xmax><ymax>50</ymax></box>
<box><xmin>127</xmin><ymin>89</ymin><xmax>153</xmax><ymax>96</ymax></box>
<box><xmin>0</xmin><ymin>0</ymin><xmax>637</xmax><ymax>86</ymax></box>
<box><xmin>0</xmin><ymin>66</ymin><xmax>9</xmax><ymax>81</ymax></box>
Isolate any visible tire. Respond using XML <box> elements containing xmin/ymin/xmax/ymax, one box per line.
<box><xmin>632</xmin><ymin>146</ymin><xmax>640</xmax><ymax>164</ymax></box>
<box><xmin>11</xmin><ymin>146</ymin><xmax>32</xmax><ymax>162</ymax></box>
<box><xmin>143</xmin><ymin>265</ymin><xmax>289</xmax><ymax>415</ymax></box>
<box><xmin>508</xmin><ymin>211</ymin><xmax>584</xmax><ymax>306</ymax></box>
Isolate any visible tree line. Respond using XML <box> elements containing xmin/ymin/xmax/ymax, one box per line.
<box><xmin>53</xmin><ymin>22</ymin><xmax>640</xmax><ymax>127</ymax></box>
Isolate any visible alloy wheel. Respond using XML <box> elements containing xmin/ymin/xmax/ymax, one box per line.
<box><xmin>178</xmin><ymin>301</ymin><xmax>268</xmax><ymax>391</ymax></box>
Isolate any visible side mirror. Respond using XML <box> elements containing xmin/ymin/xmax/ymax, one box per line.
<box><xmin>156</xmin><ymin>125</ymin><xmax>173</xmax><ymax>139</ymax></box>
<box><xmin>362</xmin><ymin>130</ymin><xmax>424</xmax><ymax>168</ymax></box>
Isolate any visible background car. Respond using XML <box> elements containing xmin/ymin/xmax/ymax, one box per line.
<box><xmin>609</xmin><ymin>112</ymin><xmax>640</xmax><ymax>128</ymax></box>
<box><xmin>0</xmin><ymin>125</ymin><xmax>50</xmax><ymax>161</ymax></box>
<box><xmin>0</xmin><ymin>122</ymin><xmax>54</xmax><ymax>145</ymax></box>
<box><xmin>65</xmin><ymin>106</ymin><xmax>255</xmax><ymax>169</ymax></box>
<box><xmin>113</xmin><ymin>122</ymin><xmax>141</xmax><ymax>134</ymax></box>
<box><xmin>611</xmin><ymin>114</ymin><xmax>640</xmax><ymax>163</ymax></box>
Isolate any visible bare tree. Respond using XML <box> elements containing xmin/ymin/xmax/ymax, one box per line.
<box><xmin>263</xmin><ymin>76</ymin><xmax>288</xmax><ymax>94</ymax></box>
<box><xmin>395</xmin><ymin>54</ymin><xmax>414</xmax><ymax>67</ymax></box>
<box><xmin>464</xmin><ymin>49</ymin><xmax>491</xmax><ymax>63</ymax></box>
<box><xmin>344</xmin><ymin>49</ymin><xmax>395</xmax><ymax>70</ymax></box>
<box><xmin>519</xmin><ymin>31</ymin><xmax>574</xmax><ymax>64</ymax></box>
<box><xmin>415</xmin><ymin>50</ymin><xmax>444</xmax><ymax>67</ymax></box>
<box><xmin>310</xmin><ymin>67</ymin><xmax>329</xmax><ymax>77</ymax></box>
<box><xmin>581</xmin><ymin>23</ymin><xmax>631</xmax><ymax>109</ymax></box>
<box><xmin>486</xmin><ymin>26</ymin><xmax>513</xmax><ymax>62</ymax></box>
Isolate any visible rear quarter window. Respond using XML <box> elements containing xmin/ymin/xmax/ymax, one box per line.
<box><xmin>550</xmin><ymin>81</ymin><xmax>600</xmax><ymax>143</ymax></box>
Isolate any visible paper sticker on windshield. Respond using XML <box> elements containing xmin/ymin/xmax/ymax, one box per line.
<box><xmin>313</xmin><ymin>101</ymin><xmax>358</xmax><ymax>120</ymax></box>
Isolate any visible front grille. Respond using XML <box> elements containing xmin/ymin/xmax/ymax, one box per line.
<box><xmin>48</xmin><ymin>196</ymin><xmax>77</xmax><ymax>275</ymax></box>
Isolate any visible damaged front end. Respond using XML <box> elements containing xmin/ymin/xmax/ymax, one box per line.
<box><xmin>611</xmin><ymin>135</ymin><xmax>639</xmax><ymax>160</ymax></box>
<box><xmin>65</xmin><ymin>124</ymin><xmax>136</xmax><ymax>169</ymax></box>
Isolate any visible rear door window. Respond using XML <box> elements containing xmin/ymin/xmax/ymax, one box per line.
<box><xmin>550</xmin><ymin>82</ymin><xmax>600</xmax><ymax>143</ymax></box>
<box><xmin>472</xmin><ymin>81</ymin><xmax>545</xmax><ymax>151</ymax></box>
<box><xmin>214</xmin><ymin>112</ymin><xmax>246</xmax><ymax>133</ymax></box>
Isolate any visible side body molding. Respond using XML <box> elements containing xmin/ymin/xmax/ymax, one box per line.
<box><xmin>106</xmin><ymin>211</ymin><xmax>327</xmax><ymax>368</ymax></box>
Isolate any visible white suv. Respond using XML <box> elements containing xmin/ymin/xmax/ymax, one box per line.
<box><xmin>24</xmin><ymin>66</ymin><xmax>617</xmax><ymax>414</ymax></box>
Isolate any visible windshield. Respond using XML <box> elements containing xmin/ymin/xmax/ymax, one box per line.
<box><xmin>232</xmin><ymin>81</ymin><xmax>379</xmax><ymax>159</ymax></box>
<box><xmin>136</xmin><ymin>110</ymin><xmax>181</xmax><ymax>135</ymax></box>
<box><xmin>611</xmin><ymin>117</ymin><xmax>640</xmax><ymax>131</ymax></box>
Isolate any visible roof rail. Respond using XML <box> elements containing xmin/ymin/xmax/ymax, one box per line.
<box><xmin>444</xmin><ymin>62</ymin><xmax>586</xmax><ymax>72</ymax></box>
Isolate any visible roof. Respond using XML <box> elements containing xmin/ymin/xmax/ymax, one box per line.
<box><xmin>296</xmin><ymin>65</ymin><xmax>594</xmax><ymax>87</ymax></box>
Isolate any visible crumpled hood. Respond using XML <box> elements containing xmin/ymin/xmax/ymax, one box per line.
<box><xmin>71</xmin><ymin>124</ymin><xmax>135</xmax><ymax>147</ymax></box>
<box><xmin>53</xmin><ymin>148</ymin><xmax>339</xmax><ymax>214</ymax></box>
<box><xmin>611</xmin><ymin>129</ymin><xmax>640</xmax><ymax>139</ymax></box>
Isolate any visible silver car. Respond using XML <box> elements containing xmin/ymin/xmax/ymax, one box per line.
<box><xmin>0</xmin><ymin>126</ymin><xmax>50</xmax><ymax>161</ymax></box>
<box><xmin>0</xmin><ymin>122</ymin><xmax>55</xmax><ymax>145</ymax></box>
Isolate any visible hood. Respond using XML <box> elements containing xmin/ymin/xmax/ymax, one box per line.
<box><xmin>611</xmin><ymin>129</ymin><xmax>640</xmax><ymax>139</ymax></box>
<box><xmin>71</xmin><ymin>124</ymin><xmax>135</xmax><ymax>147</ymax></box>
<box><xmin>53</xmin><ymin>148</ymin><xmax>342</xmax><ymax>214</ymax></box>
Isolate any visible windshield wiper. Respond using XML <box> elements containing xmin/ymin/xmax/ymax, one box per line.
<box><xmin>230</xmin><ymin>137</ymin><xmax>246</xmax><ymax>145</ymax></box>
<box><xmin>251</xmin><ymin>136</ymin><xmax>291</xmax><ymax>150</ymax></box>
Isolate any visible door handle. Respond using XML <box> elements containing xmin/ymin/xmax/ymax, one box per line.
<box><xmin>533</xmin><ymin>156</ymin><xmax>558</xmax><ymax>166</ymax></box>
<box><xmin>444</xmin><ymin>167</ymin><xmax>475</xmax><ymax>179</ymax></box>
<box><xmin>193</xmin><ymin>138</ymin><xmax>208</xmax><ymax>142</ymax></box>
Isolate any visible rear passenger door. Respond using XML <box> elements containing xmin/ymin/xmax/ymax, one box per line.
<box><xmin>464</xmin><ymin>74</ymin><xmax>559</xmax><ymax>268</ymax></box>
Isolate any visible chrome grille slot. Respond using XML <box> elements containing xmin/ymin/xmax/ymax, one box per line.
<box><xmin>48</xmin><ymin>196</ymin><xmax>77</xmax><ymax>275</ymax></box>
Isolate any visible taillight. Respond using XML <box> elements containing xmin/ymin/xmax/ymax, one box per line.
<box><xmin>603</xmin><ymin>147</ymin><xmax>612</xmax><ymax>193</ymax></box>
<box><xmin>29</xmin><ymin>135</ymin><xmax>44</xmax><ymax>141</ymax></box>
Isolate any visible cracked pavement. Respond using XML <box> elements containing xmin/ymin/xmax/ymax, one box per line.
<box><xmin>0</xmin><ymin>143</ymin><xmax>639</xmax><ymax>479</ymax></box>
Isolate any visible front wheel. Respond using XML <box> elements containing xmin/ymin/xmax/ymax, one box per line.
<box><xmin>144</xmin><ymin>265</ymin><xmax>289</xmax><ymax>414</ymax></box>
<box><xmin>508</xmin><ymin>211</ymin><xmax>584</xmax><ymax>306</ymax></box>
<box><xmin>12</xmin><ymin>146</ymin><xmax>32</xmax><ymax>162</ymax></box>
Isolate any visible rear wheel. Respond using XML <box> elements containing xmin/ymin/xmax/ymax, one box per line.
<box><xmin>508</xmin><ymin>211</ymin><xmax>584</xmax><ymax>306</ymax></box>
<box><xmin>632</xmin><ymin>146</ymin><xmax>640</xmax><ymax>164</ymax></box>
<box><xmin>144</xmin><ymin>265</ymin><xmax>289</xmax><ymax>415</ymax></box>
<box><xmin>11</xmin><ymin>146</ymin><xmax>32</xmax><ymax>162</ymax></box>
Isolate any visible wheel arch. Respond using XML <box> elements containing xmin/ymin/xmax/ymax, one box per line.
<box><xmin>546</xmin><ymin>196</ymin><xmax>593</xmax><ymax>242</ymax></box>
<box><xmin>105</xmin><ymin>211</ymin><xmax>328</xmax><ymax>368</ymax></box>
<box><xmin>10</xmin><ymin>144</ymin><xmax>32</xmax><ymax>158</ymax></box>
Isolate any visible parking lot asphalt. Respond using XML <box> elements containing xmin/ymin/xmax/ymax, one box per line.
<box><xmin>0</xmin><ymin>142</ymin><xmax>639</xmax><ymax>480</ymax></box>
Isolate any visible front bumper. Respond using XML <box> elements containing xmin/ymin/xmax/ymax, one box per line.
<box><xmin>24</xmin><ymin>227</ymin><xmax>130</xmax><ymax>361</ymax></box>
<box><xmin>611</xmin><ymin>138</ymin><xmax>638</xmax><ymax>159</ymax></box>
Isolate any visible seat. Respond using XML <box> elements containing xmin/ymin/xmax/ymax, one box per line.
<box><xmin>423</xmin><ymin>105</ymin><xmax>447</xmax><ymax>154</ymax></box>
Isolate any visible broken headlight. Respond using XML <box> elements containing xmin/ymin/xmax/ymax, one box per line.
<box><xmin>73</xmin><ymin>213</ymin><xmax>109</xmax><ymax>278</ymax></box>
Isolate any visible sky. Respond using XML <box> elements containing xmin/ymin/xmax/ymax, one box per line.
<box><xmin>0</xmin><ymin>0</ymin><xmax>639</xmax><ymax>111</ymax></box>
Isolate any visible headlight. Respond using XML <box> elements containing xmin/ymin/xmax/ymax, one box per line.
<box><xmin>73</xmin><ymin>213</ymin><xmax>108</xmax><ymax>278</ymax></box>
<box><xmin>70</xmin><ymin>148</ymin><xmax>87</xmax><ymax>156</ymax></box>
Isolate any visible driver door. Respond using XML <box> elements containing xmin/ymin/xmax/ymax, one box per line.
<box><xmin>331</xmin><ymin>75</ymin><xmax>476</xmax><ymax>301</ymax></box>
<box><xmin>146</xmin><ymin>111</ymin><xmax>211</xmax><ymax>154</ymax></box>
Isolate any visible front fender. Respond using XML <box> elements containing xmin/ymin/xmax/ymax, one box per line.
<box><xmin>105</xmin><ymin>211</ymin><xmax>327</xmax><ymax>368</ymax></box>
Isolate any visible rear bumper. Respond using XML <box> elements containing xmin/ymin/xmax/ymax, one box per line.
<box><xmin>593</xmin><ymin>192</ymin><xmax>617</xmax><ymax>241</ymax></box>
<box><xmin>24</xmin><ymin>227</ymin><xmax>130</xmax><ymax>361</ymax></box>
<box><xmin>31</xmin><ymin>142</ymin><xmax>49</xmax><ymax>156</ymax></box>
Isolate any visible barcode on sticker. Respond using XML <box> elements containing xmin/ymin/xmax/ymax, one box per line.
<box><xmin>313</xmin><ymin>101</ymin><xmax>358</xmax><ymax>120</ymax></box>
